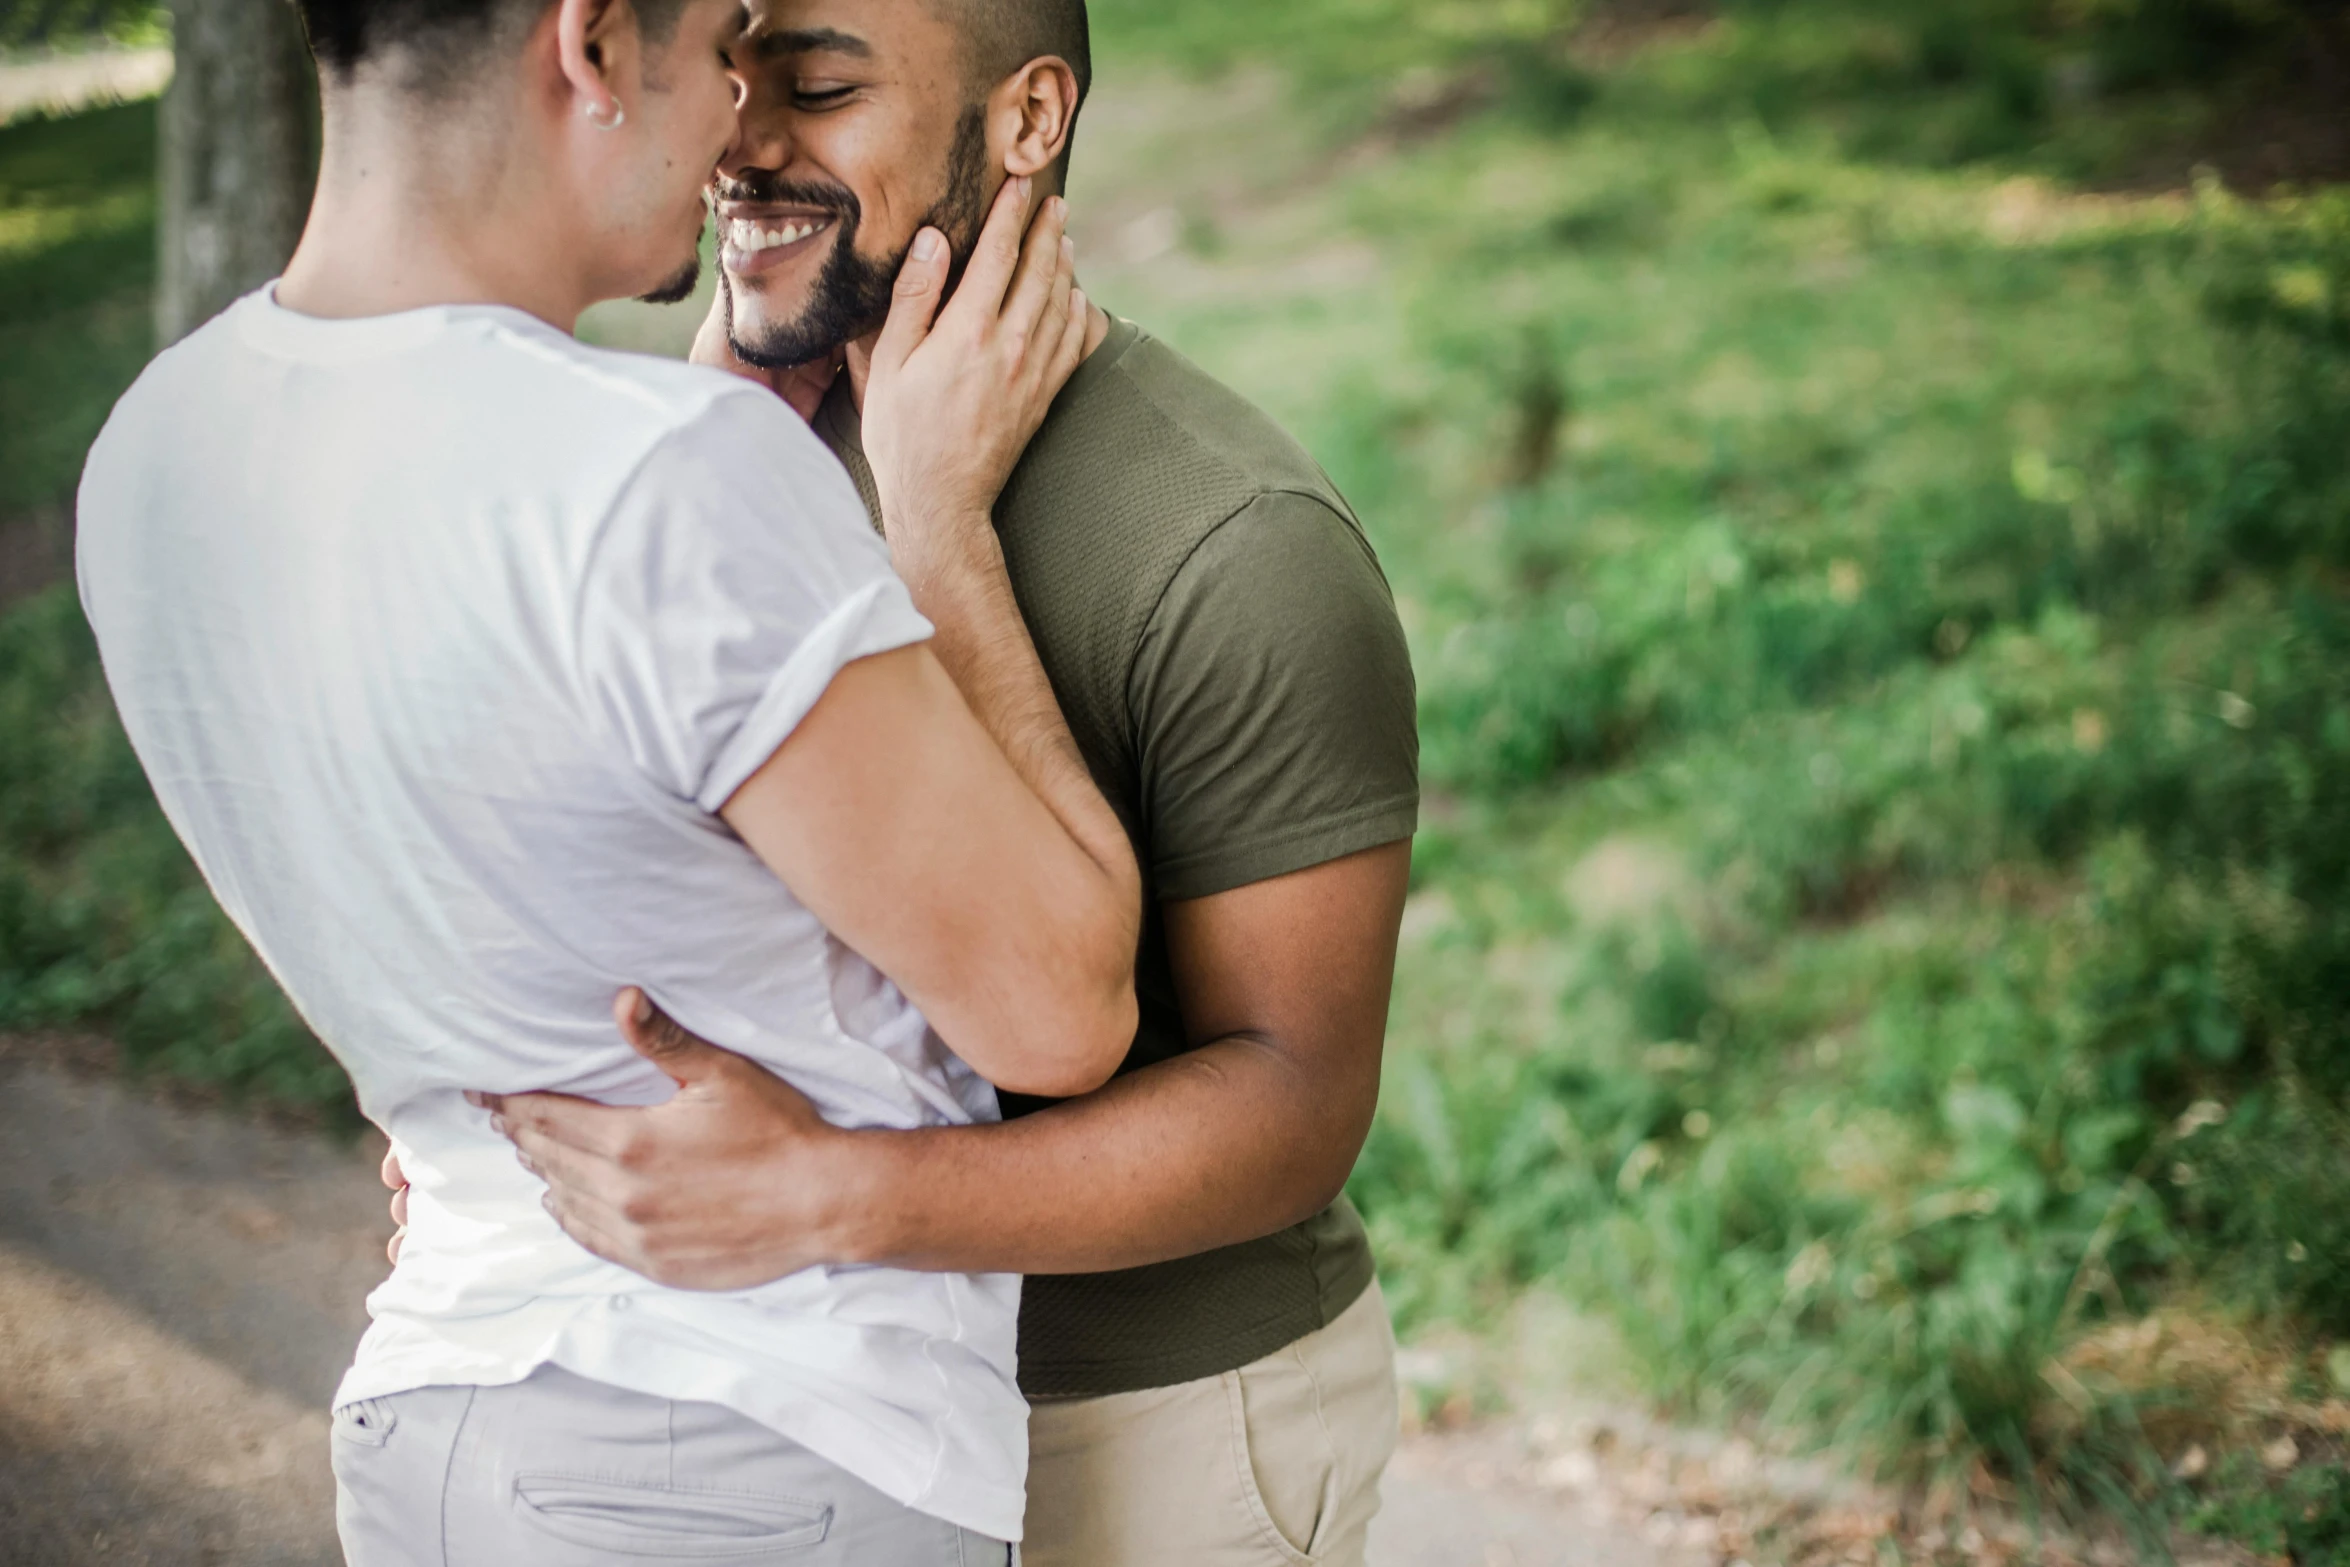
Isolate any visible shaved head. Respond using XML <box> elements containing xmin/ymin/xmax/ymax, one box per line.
<box><xmin>941</xmin><ymin>0</ymin><xmax>1090</xmax><ymax>123</ymax></box>
<box><xmin>298</xmin><ymin>0</ymin><xmax>689</xmax><ymax>93</ymax></box>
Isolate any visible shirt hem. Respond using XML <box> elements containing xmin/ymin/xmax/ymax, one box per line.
<box><xmin>1151</xmin><ymin>798</ymin><xmax>1419</xmax><ymax>904</ymax></box>
<box><xmin>1013</xmin><ymin>1266</ymin><xmax>1376</xmax><ymax>1400</ymax></box>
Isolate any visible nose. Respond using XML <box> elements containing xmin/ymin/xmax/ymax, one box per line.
<box><xmin>719</xmin><ymin>59</ymin><xmax>799</xmax><ymax>181</ymax></box>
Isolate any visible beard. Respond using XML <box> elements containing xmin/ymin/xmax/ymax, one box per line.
<box><xmin>638</xmin><ymin>254</ymin><xmax>702</xmax><ymax>306</ymax></box>
<box><xmin>716</xmin><ymin>106</ymin><xmax>991</xmax><ymax>371</ymax></box>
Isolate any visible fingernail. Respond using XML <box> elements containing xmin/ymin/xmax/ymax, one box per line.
<box><xmin>1018</xmin><ymin>176</ymin><xmax>1033</xmax><ymax>200</ymax></box>
<box><xmin>912</xmin><ymin>228</ymin><xmax>943</xmax><ymax>261</ymax></box>
<box><xmin>490</xmin><ymin>1114</ymin><xmax>507</xmax><ymax>1137</ymax></box>
<box><xmin>464</xmin><ymin>1090</ymin><xmax>484</xmax><ymax>1107</ymax></box>
<box><xmin>632</xmin><ymin>991</ymin><xmax>654</xmax><ymax>1024</ymax></box>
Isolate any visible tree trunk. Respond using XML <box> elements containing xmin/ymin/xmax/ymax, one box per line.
<box><xmin>155</xmin><ymin>0</ymin><xmax>315</xmax><ymax>346</ymax></box>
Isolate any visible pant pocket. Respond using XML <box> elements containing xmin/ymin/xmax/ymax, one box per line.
<box><xmin>333</xmin><ymin>1397</ymin><xmax>399</xmax><ymax>1448</ymax></box>
<box><xmin>512</xmin><ymin>1474</ymin><xmax>833</xmax><ymax>1559</ymax></box>
<box><xmin>1227</xmin><ymin>1362</ymin><xmax>1334</xmax><ymax>1566</ymax></box>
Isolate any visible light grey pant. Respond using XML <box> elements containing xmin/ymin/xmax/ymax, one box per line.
<box><xmin>332</xmin><ymin>1363</ymin><xmax>1014</xmax><ymax>1566</ymax></box>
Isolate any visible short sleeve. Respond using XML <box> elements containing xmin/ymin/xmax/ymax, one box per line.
<box><xmin>1131</xmin><ymin>490</ymin><xmax>1419</xmax><ymax>901</ymax></box>
<box><xmin>574</xmin><ymin>390</ymin><xmax>933</xmax><ymax>813</ymax></box>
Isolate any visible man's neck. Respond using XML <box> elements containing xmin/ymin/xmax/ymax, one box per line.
<box><xmin>843</xmin><ymin>300</ymin><xmax>1115</xmax><ymax>417</ymax></box>
<box><xmin>275</xmin><ymin>88</ymin><xmax>598</xmax><ymax>329</ymax></box>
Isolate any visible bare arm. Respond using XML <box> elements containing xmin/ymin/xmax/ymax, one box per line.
<box><xmin>724</xmin><ymin>644</ymin><xmax>1134</xmax><ymax>1099</ymax></box>
<box><xmin>475</xmin><ymin>841</ymin><xmax>1407</xmax><ymax>1288</ymax></box>
<box><xmin>849</xmin><ymin>839</ymin><xmax>1409</xmax><ymax>1273</ymax></box>
<box><xmin>720</xmin><ymin>181</ymin><xmax>1139</xmax><ymax>1098</ymax></box>
<box><xmin>850</xmin><ymin>187</ymin><xmax>1131</xmax><ymax>916</ymax></box>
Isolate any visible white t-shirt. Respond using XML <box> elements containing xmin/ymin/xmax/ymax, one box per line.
<box><xmin>75</xmin><ymin>289</ymin><xmax>1028</xmax><ymax>1540</ymax></box>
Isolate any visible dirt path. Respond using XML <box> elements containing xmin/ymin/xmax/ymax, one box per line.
<box><xmin>0</xmin><ymin>45</ymin><xmax>170</xmax><ymax>127</ymax></box>
<box><xmin>0</xmin><ymin>1046</ymin><xmax>1694</xmax><ymax>1567</ymax></box>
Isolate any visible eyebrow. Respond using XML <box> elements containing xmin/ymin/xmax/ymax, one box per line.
<box><xmin>751</xmin><ymin>26</ymin><xmax>873</xmax><ymax>59</ymax></box>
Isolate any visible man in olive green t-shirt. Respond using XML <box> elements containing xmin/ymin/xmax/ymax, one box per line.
<box><xmin>460</xmin><ymin>0</ymin><xmax>1419</xmax><ymax>1561</ymax></box>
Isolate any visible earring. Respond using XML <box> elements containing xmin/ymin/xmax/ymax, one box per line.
<box><xmin>584</xmin><ymin>99</ymin><xmax>626</xmax><ymax>131</ymax></box>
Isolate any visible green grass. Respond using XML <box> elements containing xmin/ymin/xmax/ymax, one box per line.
<box><xmin>0</xmin><ymin>99</ymin><xmax>159</xmax><ymax>517</ymax></box>
<box><xmin>4</xmin><ymin>5</ymin><xmax>2348</xmax><ymax>1553</ymax></box>
<box><xmin>0</xmin><ymin>100</ymin><xmax>349</xmax><ymax>1109</ymax></box>
<box><xmin>1069</xmin><ymin>1</ymin><xmax>2350</xmax><ymax>1551</ymax></box>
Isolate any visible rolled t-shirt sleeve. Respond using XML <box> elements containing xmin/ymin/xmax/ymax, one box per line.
<box><xmin>574</xmin><ymin>389</ymin><xmax>933</xmax><ymax>813</ymax></box>
<box><xmin>1131</xmin><ymin>489</ymin><xmax>1420</xmax><ymax>902</ymax></box>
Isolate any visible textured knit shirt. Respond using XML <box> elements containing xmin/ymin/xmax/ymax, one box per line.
<box><xmin>814</xmin><ymin>316</ymin><xmax>1420</xmax><ymax>1397</ymax></box>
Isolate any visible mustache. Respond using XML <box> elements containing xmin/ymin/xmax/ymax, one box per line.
<box><xmin>709</xmin><ymin>171</ymin><xmax>861</xmax><ymax>221</ymax></box>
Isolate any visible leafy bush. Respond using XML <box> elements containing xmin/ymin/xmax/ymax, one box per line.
<box><xmin>0</xmin><ymin>103</ymin><xmax>341</xmax><ymax>1111</ymax></box>
<box><xmin>1308</xmin><ymin>6</ymin><xmax>2350</xmax><ymax>1542</ymax></box>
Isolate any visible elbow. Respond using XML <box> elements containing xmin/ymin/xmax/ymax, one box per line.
<box><xmin>1075</xmin><ymin>985</ymin><xmax>1140</xmax><ymax>1093</ymax></box>
<box><xmin>975</xmin><ymin>905</ymin><xmax>1139</xmax><ymax>1099</ymax></box>
<box><xmin>1291</xmin><ymin>1090</ymin><xmax>1380</xmax><ymax>1222</ymax></box>
<box><xmin>992</xmin><ymin>982</ymin><xmax>1136</xmax><ymax>1100</ymax></box>
<box><xmin>1296</xmin><ymin>1162</ymin><xmax>1355</xmax><ymax>1223</ymax></box>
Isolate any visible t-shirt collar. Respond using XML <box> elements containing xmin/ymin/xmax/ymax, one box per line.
<box><xmin>233</xmin><ymin>282</ymin><xmax>567</xmax><ymax>364</ymax></box>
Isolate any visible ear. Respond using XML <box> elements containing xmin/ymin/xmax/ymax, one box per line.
<box><xmin>554</xmin><ymin>0</ymin><xmax>636</xmax><ymax>122</ymax></box>
<box><xmin>993</xmin><ymin>56</ymin><xmax>1080</xmax><ymax>183</ymax></box>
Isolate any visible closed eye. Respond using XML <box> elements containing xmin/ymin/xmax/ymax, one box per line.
<box><xmin>793</xmin><ymin>84</ymin><xmax>858</xmax><ymax>109</ymax></box>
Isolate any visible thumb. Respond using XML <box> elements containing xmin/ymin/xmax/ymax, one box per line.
<box><xmin>869</xmin><ymin>227</ymin><xmax>950</xmax><ymax>377</ymax></box>
<box><xmin>612</xmin><ymin>988</ymin><xmax>726</xmax><ymax>1086</ymax></box>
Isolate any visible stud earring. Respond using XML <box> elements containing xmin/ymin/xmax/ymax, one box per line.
<box><xmin>584</xmin><ymin>99</ymin><xmax>626</xmax><ymax>131</ymax></box>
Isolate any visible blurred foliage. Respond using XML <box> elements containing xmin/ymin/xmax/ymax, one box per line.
<box><xmin>0</xmin><ymin>100</ymin><xmax>350</xmax><ymax>1111</ymax></box>
<box><xmin>4</xmin><ymin>0</ymin><xmax>2350</xmax><ymax>1551</ymax></box>
<box><xmin>0</xmin><ymin>0</ymin><xmax>168</xmax><ymax>50</ymax></box>
<box><xmin>0</xmin><ymin>101</ymin><xmax>157</xmax><ymax>515</ymax></box>
<box><xmin>1070</xmin><ymin>0</ymin><xmax>2350</xmax><ymax>1547</ymax></box>
<box><xmin>1087</xmin><ymin>0</ymin><xmax>1589</xmax><ymax>84</ymax></box>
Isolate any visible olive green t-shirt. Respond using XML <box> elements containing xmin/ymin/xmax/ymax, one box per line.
<box><xmin>812</xmin><ymin>317</ymin><xmax>1419</xmax><ymax>1398</ymax></box>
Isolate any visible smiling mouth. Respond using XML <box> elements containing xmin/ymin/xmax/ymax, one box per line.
<box><xmin>719</xmin><ymin>212</ymin><xmax>840</xmax><ymax>275</ymax></box>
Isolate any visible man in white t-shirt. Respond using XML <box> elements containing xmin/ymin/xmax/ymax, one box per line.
<box><xmin>73</xmin><ymin>0</ymin><xmax>1133</xmax><ymax>1560</ymax></box>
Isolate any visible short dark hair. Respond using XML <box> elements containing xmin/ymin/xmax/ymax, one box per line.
<box><xmin>951</xmin><ymin>0</ymin><xmax>1090</xmax><ymax>115</ymax></box>
<box><xmin>297</xmin><ymin>0</ymin><xmax>685</xmax><ymax>88</ymax></box>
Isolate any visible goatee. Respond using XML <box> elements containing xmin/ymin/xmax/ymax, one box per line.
<box><xmin>720</xmin><ymin>106</ymin><xmax>991</xmax><ymax>371</ymax></box>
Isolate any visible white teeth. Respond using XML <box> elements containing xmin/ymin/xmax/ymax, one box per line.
<box><xmin>728</xmin><ymin>218</ymin><xmax>825</xmax><ymax>254</ymax></box>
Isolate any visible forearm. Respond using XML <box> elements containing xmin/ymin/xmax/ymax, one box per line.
<box><xmin>831</xmin><ymin>1036</ymin><xmax>1375</xmax><ymax>1276</ymax></box>
<box><xmin>889</xmin><ymin>518</ymin><xmax>1136</xmax><ymax>901</ymax></box>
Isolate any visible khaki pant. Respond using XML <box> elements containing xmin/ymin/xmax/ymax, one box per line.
<box><xmin>1022</xmin><ymin>1283</ymin><xmax>1399</xmax><ymax>1567</ymax></box>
